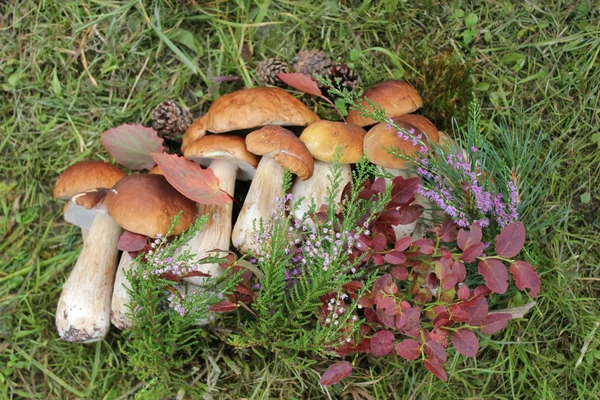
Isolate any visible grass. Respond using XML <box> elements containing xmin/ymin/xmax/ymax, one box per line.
<box><xmin>1</xmin><ymin>0</ymin><xmax>599</xmax><ymax>398</ymax></box>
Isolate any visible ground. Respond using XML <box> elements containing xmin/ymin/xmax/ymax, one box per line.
<box><xmin>1</xmin><ymin>1</ymin><xmax>599</xmax><ymax>399</ymax></box>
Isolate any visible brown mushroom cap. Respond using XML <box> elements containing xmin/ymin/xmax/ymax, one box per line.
<box><xmin>347</xmin><ymin>80</ymin><xmax>423</xmax><ymax>127</ymax></box>
<box><xmin>184</xmin><ymin>135</ymin><xmax>259</xmax><ymax>181</ymax></box>
<box><xmin>364</xmin><ymin>119</ymin><xmax>438</xmax><ymax>169</ymax></box>
<box><xmin>246</xmin><ymin>125</ymin><xmax>314</xmax><ymax>181</ymax></box>
<box><xmin>393</xmin><ymin>114</ymin><xmax>438</xmax><ymax>142</ymax></box>
<box><xmin>53</xmin><ymin>161</ymin><xmax>125</xmax><ymax>200</ymax></box>
<box><xmin>63</xmin><ymin>188</ymin><xmax>110</xmax><ymax>230</ymax></box>
<box><xmin>299</xmin><ymin>121</ymin><xmax>366</xmax><ymax>164</ymax></box>
<box><xmin>105</xmin><ymin>174</ymin><xmax>197</xmax><ymax>237</ymax></box>
<box><xmin>182</xmin><ymin>87</ymin><xmax>320</xmax><ymax>150</ymax></box>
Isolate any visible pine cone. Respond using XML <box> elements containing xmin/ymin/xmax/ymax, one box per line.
<box><xmin>328</xmin><ymin>63</ymin><xmax>360</xmax><ymax>92</ymax></box>
<box><xmin>292</xmin><ymin>49</ymin><xmax>333</xmax><ymax>86</ymax></box>
<box><xmin>256</xmin><ymin>58</ymin><xmax>290</xmax><ymax>87</ymax></box>
<box><xmin>151</xmin><ymin>100</ymin><xmax>192</xmax><ymax>140</ymax></box>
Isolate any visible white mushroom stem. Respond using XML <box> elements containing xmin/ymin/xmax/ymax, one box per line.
<box><xmin>110</xmin><ymin>252</ymin><xmax>134</xmax><ymax>330</ymax></box>
<box><xmin>56</xmin><ymin>213</ymin><xmax>121</xmax><ymax>342</ymax></box>
<box><xmin>232</xmin><ymin>156</ymin><xmax>284</xmax><ymax>254</ymax></box>
<box><xmin>81</xmin><ymin>228</ymin><xmax>89</xmax><ymax>242</ymax></box>
<box><xmin>183</xmin><ymin>158</ymin><xmax>237</xmax><ymax>285</ymax></box>
<box><xmin>384</xmin><ymin>167</ymin><xmax>433</xmax><ymax>240</ymax></box>
<box><xmin>290</xmin><ymin>160</ymin><xmax>352</xmax><ymax>224</ymax></box>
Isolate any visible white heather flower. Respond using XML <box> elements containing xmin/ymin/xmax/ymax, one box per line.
<box><xmin>334</xmin><ymin>320</ymin><xmax>339</xmax><ymax>326</ymax></box>
<box><xmin>325</xmin><ymin>318</ymin><xmax>331</xmax><ymax>324</ymax></box>
<box><xmin>339</xmin><ymin>308</ymin><xmax>345</xmax><ymax>313</ymax></box>
<box><xmin>352</xmin><ymin>316</ymin><xmax>358</xmax><ymax>321</ymax></box>
<box><xmin>346</xmin><ymin>337</ymin><xmax>352</xmax><ymax>342</ymax></box>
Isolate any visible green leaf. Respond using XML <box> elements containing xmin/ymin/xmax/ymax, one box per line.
<box><xmin>8</xmin><ymin>71</ymin><xmax>20</xmax><ymax>87</ymax></box>
<box><xmin>454</xmin><ymin>8</ymin><xmax>465</xmax><ymax>18</ymax></box>
<box><xmin>580</xmin><ymin>191</ymin><xmax>591</xmax><ymax>204</ymax></box>
<box><xmin>501</xmin><ymin>52</ymin><xmax>526</xmax><ymax>72</ymax></box>
<box><xmin>462</xmin><ymin>29</ymin><xmax>476</xmax><ymax>45</ymax></box>
<box><xmin>484</xmin><ymin>31</ymin><xmax>492</xmax><ymax>42</ymax></box>
<box><xmin>166</xmin><ymin>29</ymin><xmax>203</xmax><ymax>56</ymax></box>
<box><xmin>465</xmin><ymin>13</ymin><xmax>478</xmax><ymax>29</ymax></box>
<box><xmin>51</xmin><ymin>68</ymin><xmax>62</xmax><ymax>97</ymax></box>
<box><xmin>335</xmin><ymin>99</ymin><xmax>348</xmax><ymax>116</ymax></box>
<box><xmin>475</xmin><ymin>82</ymin><xmax>490</xmax><ymax>91</ymax></box>
<box><xmin>349</xmin><ymin>48</ymin><xmax>361</xmax><ymax>62</ymax></box>
<box><xmin>590</xmin><ymin>133</ymin><xmax>600</xmax><ymax>146</ymax></box>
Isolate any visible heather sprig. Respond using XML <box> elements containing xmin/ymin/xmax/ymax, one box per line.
<box><xmin>122</xmin><ymin>213</ymin><xmax>241</xmax><ymax>398</ymax></box>
<box><xmin>322</xmin><ymin>76</ymin><xmax>526</xmax><ymax>235</ymax></box>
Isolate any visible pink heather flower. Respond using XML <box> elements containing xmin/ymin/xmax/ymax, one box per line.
<box><xmin>386</xmin><ymin>118</ymin><xmax>394</xmax><ymax>131</ymax></box>
<box><xmin>217</xmin><ymin>293</ymin><xmax>223</xmax><ymax>299</ymax></box>
<box><xmin>419</xmin><ymin>146</ymin><xmax>429</xmax><ymax>154</ymax></box>
<box><xmin>471</xmin><ymin>146</ymin><xmax>478</xmax><ymax>152</ymax></box>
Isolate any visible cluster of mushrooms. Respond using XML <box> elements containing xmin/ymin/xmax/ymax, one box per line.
<box><xmin>53</xmin><ymin>80</ymin><xmax>444</xmax><ymax>343</ymax></box>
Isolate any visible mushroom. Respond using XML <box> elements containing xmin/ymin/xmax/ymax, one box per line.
<box><xmin>232</xmin><ymin>125</ymin><xmax>314</xmax><ymax>254</ymax></box>
<box><xmin>105</xmin><ymin>174</ymin><xmax>198</xmax><ymax>330</ymax></box>
<box><xmin>56</xmin><ymin>189</ymin><xmax>122</xmax><ymax>342</ymax></box>
<box><xmin>181</xmin><ymin>87</ymin><xmax>320</xmax><ymax>151</ymax></box>
<box><xmin>347</xmin><ymin>80</ymin><xmax>423</xmax><ymax>128</ymax></box>
<box><xmin>364</xmin><ymin>118</ymin><xmax>440</xmax><ymax>239</ymax></box>
<box><xmin>182</xmin><ymin>135</ymin><xmax>259</xmax><ymax>285</ymax></box>
<box><xmin>53</xmin><ymin>160</ymin><xmax>125</xmax><ymax>240</ymax></box>
<box><xmin>290</xmin><ymin>121</ymin><xmax>366</xmax><ymax>223</ymax></box>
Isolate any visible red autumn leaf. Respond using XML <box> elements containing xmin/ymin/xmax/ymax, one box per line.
<box><xmin>364</xmin><ymin>307</ymin><xmax>379</xmax><ymax>323</ymax></box>
<box><xmin>413</xmin><ymin>238</ymin><xmax>435</xmax><ymax>254</ymax></box>
<box><xmin>480</xmin><ymin>313</ymin><xmax>512</xmax><ymax>334</ymax></box>
<box><xmin>117</xmin><ymin>230</ymin><xmax>148</xmax><ymax>252</ymax></box>
<box><xmin>424</xmin><ymin>358</ymin><xmax>448</xmax><ymax>382</ymax></box>
<box><xmin>395</xmin><ymin>339</ymin><xmax>421</xmax><ymax>360</ymax></box>
<box><xmin>391</xmin><ymin>266</ymin><xmax>409</xmax><ymax>280</ymax></box>
<box><xmin>510</xmin><ymin>261</ymin><xmax>541</xmax><ymax>297</ymax></box>
<box><xmin>373</xmin><ymin>254</ymin><xmax>385</xmax><ymax>265</ymax></box>
<box><xmin>438</xmin><ymin>220</ymin><xmax>458</xmax><ymax>242</ymax></box>
<box><xmin>378</xmin><ymin>208</ymin><xmax>401</xmax><ymax>225</ymax></box>
<box><xmin>452</xmin><ymin>261</ymin><xmax>467</xmax><ymax>283</ymax></box>
<box><xmin>370</xmin><ymin>330</ymin><xmax>395</xmax><ymax>356</ymax></box>
<box><xmin>343</xmin><ymin>280</ymin><xmax>363</xmax><ymax>293</ymax></box>
<box><xmin>449</xmin><ymin>304</ymin><xmax>471</xmax><ymax>322</ymax></box>
<box><xmin>371</xmin><ymin>233</ymin><xmax>387</xmax><ymax>252</ymax></box>
<box><xmin>478</xmin><ymin>259</ymin><xmax>509</xmax><ymax>294</ymax></box>
<box><xmin>319</xmin><ymin>361</ymin><xmax>353</xmax><ymax>386</ymax></box>
<box><xmin>376</xmin><ymin>309</ymin><xmax>396</xmax><ymax>329</ymax></box>
<box><xmin>457</xmin><ymin>284</ymin><xmax>470</xmax><ymax>301</ymax></box>
<box><xmin>277</xmin><ymin>73</ymin><xmax>323</xmax><ymax>97</ymax></box>
<box><xmin>397</xmin><ymin>205</ymin><xmax>424</xmax><ymax>225</ymax></box>
<box><xmin>457</xmin><ymin>223</ymin><xmax>482</xmax><ymax>251</ymax></box>
<box><xmin>372</xmin><ymin>274</ymin><xmax>394</xmax><ymax>295</ymax></box>
<box><xmin>384</xmin><ymin>251</ymin><xmax>407</xmax><ymax>265</ymax></box>
<box><xmin>463</xmin><ymin>297</ymin><xmax>489</xmax><ymax>326</ymax></box>
<box><xmin>452</xmin><ymin>328</ymin><xmax>479</xmax><ymax>357</ymax></box>
<box><xmin>460</xmin><ymin>242</ymin><xmax>485</xmax><ymax>263</ymax></box>
<box><xmin>376</xmin><ymin>296</ymin><xmax>399</xmax><ymax>316</ymax></box>
<box><xmin>151</xmin><ymin>152</ymin><xmax>231</xmax><ymax>205</ymax></box>
<box><xmin>495</xmin><ymin>222</ymin><xmax>526</xmax><ymax>258</ymax></box>
<box><xmin>395</xmin><ymin>236</ymin><xmax>412</xmax><ymax>252</ymax></box>
<box><xmin>101</xmin><ymin>124</ymin><xmax>165</xmax><ymax>170</ymax></box>
<box><xmin>390</xmin><ymin>176</ymin><xmax>420</xmax><ymax>206</ymax></box>
<box><xmin>208</xmin><ymin>300</ymin><xmax>238</xmax><ymax>313</ymax></box>
<box><xmin>424</xmin><ymin>340</ymin><xmax>447</xmax><ymax>362</ymax></box>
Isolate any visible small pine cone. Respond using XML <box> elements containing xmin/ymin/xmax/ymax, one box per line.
<box><xmin>256</xmin><ymin>58</ymin><xmax>290</xmax><ymax>87</ymax></box>
<box><xmin>292</xmin><ymin>49</ymin><xmax>333</xmax><ymax>86</ymax></box>
<box><xmin>151</xmin><ymin>100</ymin><xmax>192</xmax><ymax>140</ymax></box>
<box><xmin>328</xmin><ymin>63</ymin><xmax>360</xmax><ymax>92</ymax></box>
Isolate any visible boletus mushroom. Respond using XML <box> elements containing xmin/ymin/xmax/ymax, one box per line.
<box><xmin>105</xmin><ymin>174</ymin><xmax>197</xmax><ymax>330</ymax></box>
<box><xmin>182</xmin><ymin>135</ymin><xmax>259</xmax><ymax>285</ymax></box>
<box><xmin>53</xmin><ymin>160</ymin><xmax>125</xmax><ymax>240</ymax></box>
<box><xmin>56</xmin><ymin>189</ymin><xmax>122</xmax><ymax>342</ymax></box>
<box><xmin>347</xmin><ymin>80</ymin><xmax>423</xmax><ymax>128</ymax></box>
<box><xmin>232</xmin><ymin>125</ymin><xmax>314</xmax><ymax>254</ymax></box>
<box><xmin>291</xmin><ymin>121</ymin><xmax>366</xmax><ymax>223</ymax></box>
<box><xmin>364</xmin><ymin>118</ymin><xmax>440</xmax><ymax>239</ymax></box>
<box><xmin>181</xmin><ymin>87</ymin><xmax>320</xmax><ymax>151</ymax></box>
